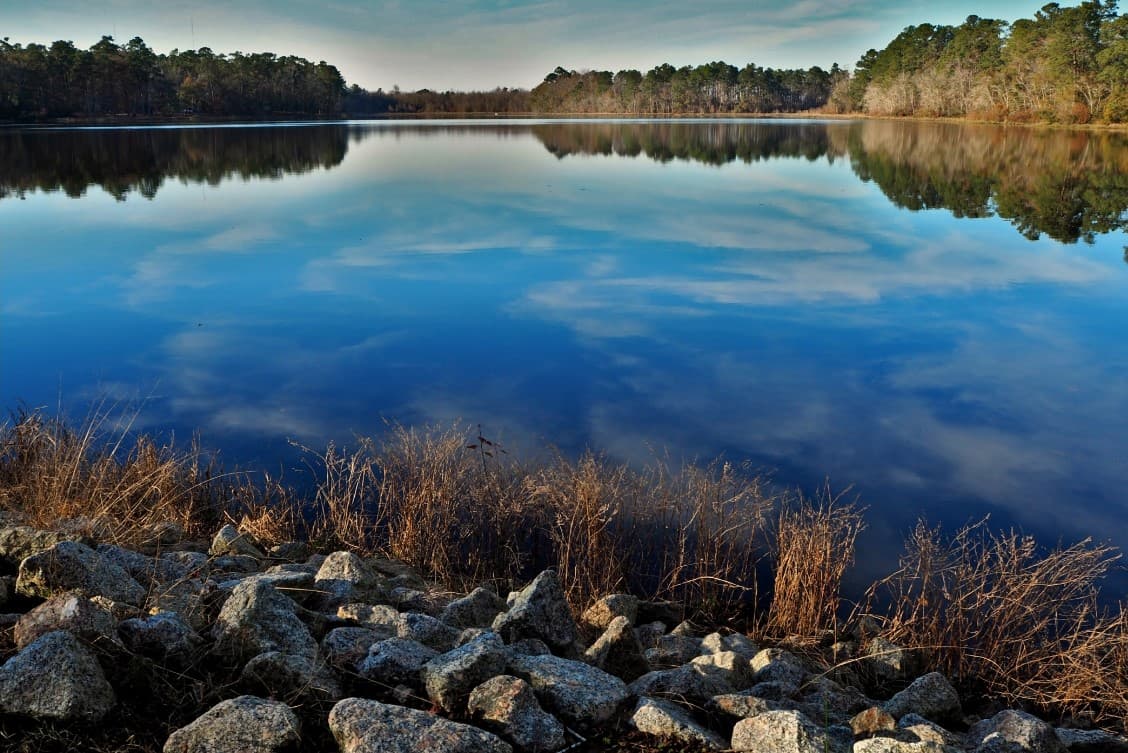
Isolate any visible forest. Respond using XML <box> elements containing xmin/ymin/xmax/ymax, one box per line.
<box><xmin>1</xmin><ymin>0</ymin><xmax>1127</xmax><ymax>122</ymax></box>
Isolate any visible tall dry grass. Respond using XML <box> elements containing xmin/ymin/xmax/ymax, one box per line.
<box><xmin>864</xmin><ymin>519</ymin><xmax>1126</xmax><ymax>725</ymax></box>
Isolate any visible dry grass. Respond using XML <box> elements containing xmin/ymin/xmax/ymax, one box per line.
<box><xmin>863</xmin><ymin>519</ymin><xmax>1126</xmax><ymax>726</ymax></box>
<box><xmin>768</xmin><ymin>487</ymin><xmax>865</xmax><ymax>638</ymax></box>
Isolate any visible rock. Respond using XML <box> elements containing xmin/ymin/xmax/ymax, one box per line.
<box><xmin>217</xmin><ymin>570</ymin><xmax>316</xmax><ymax>603</ymax></box>
<box><xmin>507</xmin><ymin>652</ymin><xmax>628</xmax><ymax>726</ymax></box>
<box><xmin>636</xmin><ymin>600</ymin><xmax>684</xmax><ymax>627</ymax></box>
<box><xmin>337</xmin><ymin>602</ymin><xmax>402</xmax><ymax>637</ymax></box>
<box><xmin>968</xmin><ymin>710</ymin><xmax>1066</xmax><ymax>753</ymax></box>
<box><xmin>118</xmin><ymin>611</ymin><xmax>203</xmax><ymax>666</ymax></box>
<box><xmin>389</xmin><ymin>586</ymin><xmax>433</xmax><ymax>613</ymax></box>
<box><xmin>357</xmin><ymin>637</ymin><xmax>438</xmax><ymax>684</ymax></box>
<box><xmin>580</xmin><ymin>594</ymin><xmax>639</xmax><ymax>630</ymax></box>
<box><xmin>212</xmin><ymin>555</ymin><xmax>262</xmax><ymax>574</ymax></box>
<box><xmin>492</xmin><ymin>570</ymin><xmax>578</xmax><ymax>656</ymax></box>
<box><xmin>864</xmin><ymin>637</ymin><xmax>921</xmax><ymax>686</ymax></box>
<box><xmin>634</xmin><ymin>621</ymin><xmax>667</xmax><ymax>649</ymax></box>
<box><xmin>423</xmin><ymin>632</ymin><xmax>510</xmax><ymax>712</ymax></box>
<box><xmin>399</xmin><ymin>611</ymin><xmax>460</xmax><ymax>652</ymax></box>
<box><xmin>731</xmin><ymin>709</ymin><xmax>852</xmax><ymax>753</ymax></box>
<box><xmin>882</xmin><ymin>673</ymin><xmax>961</xmax><ymax>724</ymax></box>
<box><xmin>691</xmin><ymin>650</ymin><xmax>754</xmax><ymax>690</ymax></box>
<box><xmin>136</xmin><ymin>521</ymin><xmax>184</xmax><ymax>553</ymax></box>
<box><xmin>17</xmin><ymin>540</ymin><xmax>146</xmax><ymax>605</ymax></box>
<box><xmin>852</xmin><ymin>707</ymin><xmax>898</xmax><ymax>737</ymax></box>
<box><xmin>367</xmin><ymin>557</ymin><xmax>426</xmax><ymax>589</ymax></box>
<box><xmin>897</xmin><ymin>713</ymin><xmax>965</xmax><ymax>747</ymax></box>
<box><xmin>854</xmin><ymin>738</ymin><xmax>963</xmax><ymax>753</ymax></box>
<box><xmin>750</xmin><ymin>680</ymin><xmax>802</xmax><ymax>700</ymax></box>
<box><xmin>212</xmin><ymin>579</ymin><xmax>318</xmax><ymax>662</ymax></box>
<box><xmin>1055</xmin><ymin>729</ymin><xmax>1128</xmax><ymax>753</ymax></box>
<box><xmin>468</xmin><ymin>675</ymin><xmax>567</xmax><ymax>753</ymax></box>
<box><xmin>330</xmin><ymin>697</ymin><xmax>512</xmax><ymax>753</ymax></box>
<box><xmin>0</xmin><ymin>630</ymin><xmax>116</xmax><ymax>722</ymax></box>
<box><xmin>645</xmin><ymin>633</ymin><xmax>702</xmax><ymax>667</ymax></box>
<box><xmin>751</xmin><ymin>648</ymin><xmax>809</xmax><ymax>687</ymax></box>
<box><xmin>670</xmin><ymin>619</ymin><xmax>703</xmax><ymax>637</ymax></box>
<box><xmin>0</xmin><ymin>575</ymin><xmax>11</xmax><ymax>608</ymax></box>
<box><xmin>631</xmin><ymin>696</ymin><xmax>727</xmax><ymax>750</ymax></box>
<box><xmin>0</xmin><ymin>525</ymin><xmax>89</xmax><ymax>565</ymax></box>
<box><xmin>797</xmin><ymin>675</ymin><xmax>872</xmax><ymax>723</ymax></box>
<box><xmin>163</xmin><ymin>695</ymin><xmax>301</xmax><ymax>753</ymax></box>
<box><xmin>209</xmin><ymin>524</ymin><xmax>266</xmax><ymax>559</ymax></box>
<box><xmin>146</xmin><ymin>578</ymin><xmax>212</xmax><ymax>632</ymax></box>
<box><xmin>268</xmin><ymin>542</ymin><xmax>311</xmax><ymax>561</ymax></box>
<box><xmin>314</xmin><ymin>551</ymin><xmax>383</xmax><ymax>609</ymax></box>
<box><xmin>162</xmin><ymin>551</ymin><xmax>211</xmax><ymax>571</ymax></box>
<box><xmin>510</xmin><ymin>638</ymin><xmax>552</xmax><ymax>656</ymax></box>
<box><xmin>14</xmin><ymin>591</ymin><xmax>120</xmax><ymax>650</ymax></box>
<box><xmin>322</xmin><ymin>627</ymin><xmax>383</xmax><ymax>670</ymax></box>
<box><xmin>582</xmin><ymin>615</ymin><xmax>649</xmax><ymax>682</ymax></box>
<box><xmin>629</xmin><ymin>662</ymin><xmax>737</xmax><ymax>705</ymax></box>
<box><xmin>710</xmin><ymin>691</ymin><xmax>779</xmax><ymax>718</ymax></box>
<box><xmin>96</xmin><ymin>543</ymin><xmax>188</xmax><ymax>588</ymax></box>
<box><xmin>701</xmin><ymin>631</ymin><xmax>760</xmax><ymax>660</ymax></box>
<box><xmin>241</xmin><ymin>651</ymin><xmax>343</xmax><ymax>704</ymax></box>
<box><xmin>441</xmin><ymin>586</ymin><xmax>508</xmax><ymax>630</ymax></box>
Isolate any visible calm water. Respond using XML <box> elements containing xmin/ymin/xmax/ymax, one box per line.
<box><xmin>2</xmin><ymin>119</ymin><xmax>1127</xmax><ymax>585</ymax></box>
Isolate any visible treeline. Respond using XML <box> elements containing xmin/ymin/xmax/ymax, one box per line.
<box><xmin>840</xmin><ymin>0</ymin><xmax>1128</xmax><ymax>123</ymax></box>
<box><xmin>0</xmin><ymin>35</ymin><xmax>345</xmax><ymax>119</ymax></box>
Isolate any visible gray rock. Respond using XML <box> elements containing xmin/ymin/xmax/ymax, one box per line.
<box><xmin>468</xmin><ymin>675</ymin><xmax>567</xmax><ymax>753</ymax></box>
<box><xmin>750</xmin><ymin>680</ymin><xmax>802</xmax><ymax>700</ymax></box>
<box><xmin>882</xmin><ymin>673</ymin><xmax>961</xmax><ymax>724</ymax></box>
<box><xmin>337</xmin><ymin>602</ymin><xmax>402</xmax><ymax>637</ymax></box>
<box><xmin>146</xmin><ymin>578</ymin><xmax>212</xmax><ymax>632</ymax></box>
<box><xmin>731</xmin><ymin>709</ymin><xmax>852</xmax><ymax>753</ymax></box>
<box><xmin>854</xmin><ymin>738</ymin><xmax>963</xmax><ymax>753</ymax></box>
<box><xmin>583</xmin><ymin>615</ymin><xmax>649</xmax><ymax>682</ymax></box>
<box><xmin>268</xmin><ymin>542</ymin><xmax>311</xmax><ymax>561</ymax></box>
<box><xmin>629</xmin><ymin>662</ymin><xmax>737</xmax><ymax>705</ymax></box>
<box><xmin>634</xmin><ymin>620</ymin><xmax>667</xmax><ymax>649</ymax></box>
<box><xmin>580</xmin><ymin>594</ymin><xmax>639</xmax><ymax>630</ymax></box>
<box><xmin>864</xmin><ymin>637</ymin><xmax>921</xmax><ymax>686</ymax></box>
<box><xmin>211</xmin><ymin>555</ymin><xmax>262</xmax><ymax>574</ymax></box>
<box><xmin>241</xmin><ymin>651</ymin><xmax>343</xmax><ymax>704</ymax></box>
<box><xmin>0</xmin><ymin>525</ymin><xmax>89</xmax><ymax>565</ymax></box>
<box><xmin>14</xmin><ymin>591</ymin><xmax>120</xmax><ymax>650</ymax></box>
<box><xmin>367</xmin><ymin>557</ymin><xmax>426</xmax><ymax>589</ymax></box>
<box><xmin>897</xmin><ymin>713</ymin><xmax>965</xmax><ymax>747</ymax></box>
<box><xmin>700</xmin><ymin>631</ymin><xmax>760</xmax><ymax>660</ymax></box>
<box><xmin>710</xmin><ymin>691</ymin><xmax>779</xmax><ymax>718</ymax></box>
<box><xmin>631</xmin><ymin>696</ymin><xmax>727</xmax><ymax>750</ymax></box>
<box><xmin>645</xmin><ymin>633</ymin><xmax>702</xmax><ymax>667</ymax></box>
<box><xmin>670</xmin><ymin>619</ymin><xmax>703</xmax><ymax>637</ymax></box>
<box><xmin>423</xmin><ymin>632</ymin><xmax>510</xmax><ymax>712</ymax></box>
<box><xmin>212</xmin><ymin>579</ymin><xmax>318</xmax><ymax>661</ymax></box>
<box><xmin>314</xmin><ymin>551</ymin><xmax>383</xmax><ymax>609</ymax></box>
<box><xmin>751</xmin><ymin>648</ymin><xmax>810</xmax><ymax>687</ymax></box>
<box><xmin>119</xmin><ymin>611</ymin><xmax>203</xmax><ymax>666</ymax></box>
<box><xmin>492</xmin><ymin>570</ymin><xmax>578</xmax><ymax>655</ymax></box>
<box><xmin>1055</xmin><ymin>729</ymin><xmax>1128</xmax><ymax>753</ymax></box>
<box><xmin>163</xmin><ymin>695</ymin><xmax>301</xmax><ymax>753</ymax></box>
<box><xmin>510</xmin><ymin>638</ymin><xmax>552</xmax><ymax>656</ymax></box>
<box><xmin>968</xmin><ymin>710</ymin><xmax>1066</xmax><ymax>753</ymax></box>
<box><xmin>691</xmin><ymin>650</ymin><xmax>755</xmax><ymax>690</ymax></box>
<box><xmin>97</xmin><ymin>543</ymin><xmax>189</xmax><ymax>588</ymax></box>
<box><xmin>389</xmin><ymin>586</ymin><xmax>432</xmax><ymax>613</ymax></box>
<box><xmin>357</xmin><ymin>637</ymin><xmax>438</xmax><ymax>684</ymax></box>
<box><xmin>507</xmin><ymin>652</ymin><xmax>628</xmax><ymax>726</ymax></box>
<box><xmin>322</xmin><ymin>627</ymin><xmax>384</xmax><ymax>670</ymax></box>
<box><xmin>136</xmin><ymin>521</ymin><xmax>184</xmax><ymax>553</ymax></box>
<box><xmin>441</xmin><ymin>586</ymin><xmax>508</xmax><ymax>630</ymax></box>
<box><xmin>217</xmin><ymin>570</ymin><xmax>316</xmax><ymax>603</ymax></box>
<box><xmin>162</xmin><ymin>550</ymin><xmax>211</xmax><ymax>571</ymax></box>
<box><xmin>329</xmin><ymin>697</ymin><xmax>512</xmax><ymax>753</ymax></box>
<box><xmin>636</xmin><ymin>600</ymin><xmax>684</xmax><ymax>627</ymax></box>
<box><xmin>17</xmin><ymin>540</ymin><xmax>146</xmax><ymax>605</ymax></box>
<box><xmin>399</xmin><ymin>611</ymin><xmax>460</xmax><ymax>652</ymax></box>
<box><xmin>797</xmin><ymin>675</ymin><xmax>873</xmax><ymax>723</ymax></box>
<box><xmin>209</xmin><ymin>524</ymin><xmax>266</xmax><ymax>559</ymax></box>
<box><xmin>0</xmin><ymin>630</ymin><xmax>116</xmax><ymax>722</ymax></box>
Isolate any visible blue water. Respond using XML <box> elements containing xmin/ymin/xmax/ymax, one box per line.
<box><xmin>2</xmin><ymin>119</ymin><xmax>1126</xmax><ymax>585</ymax></box>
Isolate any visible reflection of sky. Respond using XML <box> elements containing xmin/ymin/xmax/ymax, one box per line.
<box><xmin>3</xmin><ymin>121</ymin><xmax>1127</xmax><ymax>587</ymax></box>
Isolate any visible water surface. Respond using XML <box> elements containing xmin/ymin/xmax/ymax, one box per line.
<box><xmin>2</xmin><ymin>119</ymin><xmax>1127</xmax><ymax>584</ymax></box>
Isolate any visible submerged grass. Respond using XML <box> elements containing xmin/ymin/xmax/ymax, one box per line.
<box><xmin>0</xmin><ymin>408</ymin><xmax>1125</xmax><ymax>727</ymax></box>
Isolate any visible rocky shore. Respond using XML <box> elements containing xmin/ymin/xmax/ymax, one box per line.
<box><xmin>0</xmin><ymin>520</ymin><xmax>1123</xmax><ymax>753</ymax></box>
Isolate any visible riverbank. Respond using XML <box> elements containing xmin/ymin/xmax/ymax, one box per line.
<box><xmin>0</xmin><ymin>410</ymin><xmax>1124</xmax><ymax>747</ymax></box>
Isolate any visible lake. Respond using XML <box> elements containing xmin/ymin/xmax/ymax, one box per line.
<box><xmin>2</xmin><ymin>118</ymin><xmax>1126</xmax><ymax>585</ymax></box>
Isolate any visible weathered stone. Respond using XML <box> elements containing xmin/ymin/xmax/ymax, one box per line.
<box><xmin>852</xmin><ymin>707</ymin><xmax>898</xmax><ymax>737</ymax></box>
<box><xmin>14</xmin><ymin>591</ymin><xmax>120</xmax><ymax>650</ymax></box>
<box><xmin>315</xmin><ymin>551</ymin><xmax>383</xmax><ymax>609</ymax></box>
<box><xmin>212</xmin><ymin>579</ymin><xmax>318</xmax><ymax>661</ymax></box>
<box><xmin>636</xmin><ymin>600</ymin><xmax>684</xmax><ymax>627</ymax></box>
<box><xmin>731</xmin><ymin>709</ymin><xmax>852</xmax><ymax>753</ymax></box>
<box><xmin>0</xmin><ymin>630</ymin><xmax>116</xmax><ymax>722</ymax></box>
<box><xmin>146</xmin><ymin>578</ymin><xmax>212</xmax><ymax>632</ymax></box>
<box><xmin>322</xmin><ymin>627</ymin><xmax>383</xmax><ymax>670</ymax></box>
<box><xmin>209</xmin><ymin>524</ymin><xmax>266</xmax><ymax>559</ymax></box>
<box><xmin>700</xmin><ymin>631</ymin><xmax>760</xmax><ymax>660</ymax></box>
<box><xmin>897</xmin><ymin>713</ymin><xmax>965</xmax><ymax>747</ymax></box>
<box><xmin>854</xmin><ymin>738</ymin><xmax>963</xmax><ymax>753</ymax></box>
<box><xmin>119</xmin><ymin>611</ymin><xmax>203</xmax><ymax>666</ymax></box>
<box><xmin>329</xmin><ymin>697</ymin><xmax>512</xmax><ymax>753</ymax></box>
<box><xmin>162</xmin><ymin>550</ymin><xmax>210</xmax><ymax>571</ymax></box>
<box><xmin>17</xmin><ymin>540</ymin><xmax>146</xmax><ymax>605</ymax></box>
<box><xmin>710</xmin><ymin>691</ymin><xmax>778</xmax><ymax>718</ymax></box>
<box><xmin>367</xmin><ymin>557</ymin><xmax>426</xmax><ymax>588</ymax></box>
<box><xmin>399</xmin><ymin>611</ymin><xmax>460</xmax><ymax>652</ymax></box>
<box><xmin>750</xmin><ymin>680</ymin><xmax>801</xmax><ymax>700</ymax></box>
<box><xmin>468</xmin><ymin>675</ymin><xmax>567</xmax><ymax>753</ymax></box>
<box><xmin>670</xmin><ymin>619</ymin><xmax>703</xmax><ymax>637</ymax></box>
<box><xmin>0</xmin><ymin>525</ymin><xmax>89</xmax><ymax>565</ymax></box>
<box><xmin>357</xmin><ymin>637</ymin><xmax>438</xmax><ymax>684</ymax></box>
<box><xmin>268</xmin><ymin>542</ymin><xmax>311</xmax><ymax>561</ymax></box>
<box><xmin>582</xmin><ymin>615</ymin><xmax>649</xmax><ymax>682</ymax></box>
<box><xmin>796</xmin><ymin>675</ymin><xmax>872</xmax><ymax>723</ymax></box>
<box><xmin>1055</xmin><ymin>729</ymin><xmax>1128</xmax><ymax>753</ymax></box>
<box><xmin>631</xmin><ymin>696</ymin><xmax>727</xmax><ymax>750</ymax></box>
<box><xmin>580</xmin><ymin>594</ymin><xmax>639</xmax><ymax>630</ymax></box>
<box><xmin>645</xmin><ymin>633</ymin><xmax>702</xmax><ymax>667</ymax></box>
<box><xmin>163</xmin><ymin>695</ymin><xmax>300</xmax><ymax>753</ymax></box>
<box><xmin>492</xmin><ymin>570</ymin><xmax>578</xmax><ymax>655</ymax></box>
<box><xmin>212</xmin><ymin>555</ymin><xmax>262</xmax><ymax>574</ymax></box>
<box><xmin>882</xmin><ymin>673</ymin><xmax>961</xmax><ymax>724</ymax></box>
<box><xmin>389</xmin><ymin>586</ymin><xmax>432</xmax><ymax>613</ymax></box>
<box><xmin>510</xmin><ymin>638</ymin><xmax>552</xmax><ymax>656</ymax></box>
<box><xmin>507</xmin><ymin>652</ymin><xmax>628</xmax><ymax>726</ymax></box>
<box><xmin>629</xmin><ymin>662</ymin><xmax>736</xmax><ymax>706</ymax></box>
<box><xmin>97</xmin><ymin>543</ymin><xmax>189</xmax><ymax>588</ymax></box>
<box><xmin>863</xmin><ymin>637</ymin><xmax>921</xmax><ymax>686</ymax></box>
<box><xmin>217</xmin><ymin>570</ymin><xmax>316</xmax><ymax>604</ymax></box>
<box><xmin>337</xmin><ymin>602</ymin><xmax>402</xmax><ymax>637</ymax></box>
<box><xmin>136</xmin><ymin>521</ymin><xmax>184</xmax><ymax>553</ymax></box>
<box><xmin>241</xmin><ymin>651</ymin><xmax>343</xmax><ymax>704</ymax></box>
<box><xmin>459</xmin><ymin>627</ymin><xmax>493</xmax><ymax>645</ymax></box>
<box><xmin>441</xmin><ymin>586</ymin><xmax>508</xmax><ymax>630</ymax></box>
<box><xmin>634</xmin><ymin>621</ymin><xmax>667</xmax><ymax>649</ymax></box>
<box><xmin>691</xmin><ymin>650</ymin><xmax>754</xmax><ymax>690</ymax></box>
<box><xmin>968</xmin><ymin>710</ymin><xmax>1066</xmax><ymax>753</ymax></box>
<box><xmin>423</xmin><ymin>632</ymin><xmax>510</xmax><ymax>712</ymax></box>
<box><xmin>751</xmin><ymin>648</ymin><xmax>809</xmax><ymax>687</ymax></box>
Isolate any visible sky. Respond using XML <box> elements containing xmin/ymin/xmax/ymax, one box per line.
<box><xmin>1</xmin><ymin>0</ymin><xmax>1044</xmax><ymax>91</ymax></box>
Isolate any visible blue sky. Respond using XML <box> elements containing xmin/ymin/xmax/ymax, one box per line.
<box><xmin>2</xmin><ymin>0</ymin><xmax>1041</xmax><ymax>91</ymax></box>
